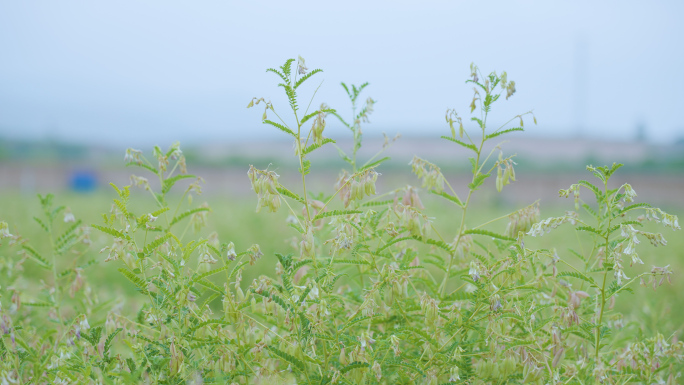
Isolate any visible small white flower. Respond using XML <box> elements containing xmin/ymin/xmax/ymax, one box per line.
<box><xmin>0</xmin><ymin>221</ymin><xmax>12</xmax><ymax>238</ymax></box>
<box><xmin>226</xmin><ymin>242</ymin><xmax>237</xmax><ymax>261</ymax></box>
<box><xmin>468</xmin><ymin>261</ymin><xmax>480</xmax><ymax>282</ymax></box>
<box><xmin>63</xmin><ymin>209</ymin><xmax>75</xmax><ymax>223</ymax></box>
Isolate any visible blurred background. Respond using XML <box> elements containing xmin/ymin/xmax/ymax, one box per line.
<box><xmin>0</xmin><ymin>0</ymin><xmax>682</xmax><ymax>202</ymax></box>
<box><xmin>1</xmin><ymin>0</ymin><xmax>683</xmax><ymax>336</ymax></box>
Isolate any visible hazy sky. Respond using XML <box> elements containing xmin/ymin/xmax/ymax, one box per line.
<box><xmin>1</xmin><ymin>1</ymin><xmax>683</xmax><ymax>147</ymax></box>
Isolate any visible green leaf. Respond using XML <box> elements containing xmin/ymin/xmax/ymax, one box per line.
<box><xmin>302</xmin><ymin>138</ymin><xmax>336</xmax><ymax>156</ymax></box>
<box><xmin>359</xmin><ymin>156</ymin><xmax>390</xmax><ymax>172</ymax></box>
<box><xmin>444</xmin><ymin>290</ymin><xmax>474</xmax><ymax>301</ymax></box>
<box><xmin>339</xmin><ymin>316</ymin><xmax>374</xmax><ymax>332</ymax></box>
<box><xmin>280</xmin><ymin>58</ymin><xmax>295</xmax><ymax>78</ymax></box>
<box><xmin>462</xmin><ymin>229</ymin><xmax>515</xmax><ymax>242</ymax></box>
<box><xmin>268</xmin><ymin>346</ymin><xmax>306</xmax><ymax>371</ymax></box>
<box><xmin>151</xmin><ymin>207</ymin><xmax>170</xmax><ymax>217</ymax></box>
<box><xmin>376</xmin><ymin>236</ymin><xmax>414</xmax><ymax>253</ymax></box>
<box><xmin>263</xmin><ymin>120</ymin><xmax>296</xmax><ymax>137</ymax></box>
<box><xmin>112</xmin><ymin>199</ymin><xmax>129</xmax><ymax>218</ymax></box>
<box><xmin>92</xmin><ymin>224</ymin><xmax>132</xmax><ymax>241</ymax></box>
<box><xmin>576</xmin><ymin>226</ymin><xmax>603</xmax><ymax>237</ymax></box>
<box><xmin>22</xmin><ymin>245</ymin><xmax>52</xmax><ymax>268</ymax></box>
<box><xmin>294</xmin><ymin>69</ymin><xmax>322</xmax><ymax>89</ymax></box>
<box><xmin>169</xmin><ymin>207</ymin><xmax>211</xmax><ymax>227</ymax></box>
<box><xmin>266</xmin><ymin>67</ymin><xmax>288</xmax><ymax>82</ymax></box>
<box><xmin>186</xmin><ymin>319</ymin><xmax>230</xmax><ymax>337</ymax></box>
<box><xmin>608</xmin><ymin>221</ymin><xmax>642</xmax><ymax>235</ymax></box>
<box><xmin>301</xmin><ymin>108</ymin><xmax>336</xmax><ymax>125</ymax></box>
<box><xmin>468</xmin><ymin>157</ymin><xmax>478</xmax><ymax>174</ymax></box>
<box><xmin>313</xmin><ymin>209</ymin><xmax>362</xmax><ymax>222</ymax></box>
<box><xmin>336</xmin><ymin>146</ymin><xmax>353</xmax><ymax>164</ymax></box>
<box><xmin>422</xmin><ymin>237</ymin><xmax>455</xmax><ymax>253</ymax></box>
<box><xmin>162</xmin><ymin>174</ymin><xmax>196</xmax><ymax>194</ymax></box>
<box><xmin>125</xmin><ymin>162</ymin><xmax>158</xmax><ymax>176</ymax></box>
<box><xmin>361</xmin><ymin>199</ymin><xmax>393</xmax><ymax>207</ymax></box>
<box><xmin>299</xmin><ymin>159</ymin><xmax>310</xmax><ymax>175</ymax></box>
<box><xmin>331</xmin><ymin>259</ymin><xmax>371</xmax><ymax>266</ymax></box>
<box><xmin>33</xmin><ymin>217</ymin><xmax>49</xmax><ymax>232</ymax></box>
<box><xmin>24</xmin><ymin>301</ymin><xmax>53</xmax><ymax>307</ymax></box>
<box><xmin>118</xmin><ymin>268</ymin><xmax>149</xmax><ymax>295</ymax></box>
<box><xmin>385</xmin><ymin>360</ymin><xmax>424</xmax><ymax>376</ymax></box>
<box><xmin>607</xmin><ymin>162</ymin><xmax>624</xmax><ymax>178</ymax></box>
<box><xmin>577</xmin><ymin>180</ymin><xmax>602</xmax><ymax>200</ymax></box>
<box><xmin>485</xmin><ymin>127</ymin><xmax>524</xmax><ymax>140</ymax></box>
<box><xmin>468</xmin><ymin>173</ymin><xmax>491</xmax><ymax>190</ymax></box>
<box><xmin>441</xmin><ymin>136</ymin><xmax>477</xmax><ymax>152</ymax></box>
<box><xmin>557</xmin><ymin>271</ymin><xmax>599</xmax><ymax>288</ymax></box>
<box><xmin>619</xmin><ymin>202</ymin><xmax>651</xmax><ymax>214</ymax></box>
<box><xmin>340</xmin><ymin>362</ymin><xmax>369</xmax><ymax>374</ymax></box>
<box><xmin>280</xmin><ymin>83</ymin><xmax>299</xmax><ymax>112</ymax></box>
<box><xmin>191</xmin><ymin>265</ymin><xmax>230</xmax><ymax>284</ymax></box>
<box><xmin>103</xmin><ymin>328</ymin><xmax>122</xmax><ymax>357</ymax></box>
<box><xmin>54</xmin><ymin>219</ymin><xmax>83</xmax><ymax>255</ymax></box>
<box><xmin>276</xmin><ymin>186</ymin><xmax>305</xmax><ymax>204</ymax></box>
<box><xmin>430</xmin><ymin>190</ymin><xmax>463</xmax><ymax>207</ymax></box>
<box><xmin>196</xmin><ymin>279</ymin><xmax>222</xmax><ymax>293</ymax></box>
<box><xmin>142</xmin><ymin>233</ymin><xmax>173</xmax><ymax>256</ymax></box>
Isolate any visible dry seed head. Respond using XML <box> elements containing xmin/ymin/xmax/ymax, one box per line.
<box><xmin>334</xmin><ymin>170</ymin><xmax>352</xmax><ymax>207</ymax></box>
<box><xmin>409</xmin><ymin>156</ymin><xmax>445</xmax><ymax>193</ymax></box>
<box><xmin>445</xmin><ymin>109</ymin><xmax>464</xmax><ymax>139</ymax></box>
<box><xmin>246</xmin><ymin>97</ymin><xmax>266</xmax><ymax>109</ymax></box>
<box><xmin>470</xmin><ymin>62</ymin><xmax>479</xmax><ymax>82</ymax></box>
<box><xmin>0</xmin><ymin>221</ymin><xmax>12</xmax><ymax>238</ymax></box>
<box><xmin>124</xmin><ymin>148</ymin><xmax>143</xmax><ymax>164</ymax></box>
<box><xmin>130</xmin><ymin>175</ymin><xmax>151</xmax><ymax>191</ymax></box>
<box><xmin>527</xmin><ymin>211</ymin><xmax>579</xmax><ymax>236</ymax></box>
<box><xmin>506</xmin><ymin>80</ymin><xmax>516</xmax><ymax>100</ymax></box>
<box><xmin>248</xmin><ymin>166</ymin><xmax>282</xmax><ymax>213</ymax></box>
<box><xmin>312</xmin><ymin>110</ymin><xmax>326</xmax><ymax>145</ymax></box>
<box><xmin>400</xmin><ymin>186</ymin><xmax>424</xmax><ymax>210</ymax></box>
<box><xmin>389</xmin><ymin>335</ymin><xmax>401</xmax><ymax>356</ymax></box>
<box><xmin>468</xmin><ymin>261</ymin><xmax>480</xmax><ymax>282</ymax></box>
<box><xmin>505</xmin><ymin>202</ymin><xmax>540</xmax><ymax>238</ymax></box>
<box><xmin>372</xmin><ymin>361</ymin><xmax>382</xmax><ymax>381</ymax></box>
<box><xmin>247</xmin><ymin>244</ymin><xmax>263</xmax><ymax>265</ymax></box>
<box><xmin>297</xmin><ymin>55</ymin><xmax>307</xmax><ymax>75</ymax></box>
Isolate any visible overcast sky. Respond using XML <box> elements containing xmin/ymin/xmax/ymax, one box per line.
<box><xmin>1</xmin><ymin>1</ymin><xmax>683</xmax><ymax>147</ymax></box>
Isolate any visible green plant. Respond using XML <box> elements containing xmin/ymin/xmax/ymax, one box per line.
<box><xmin>0</xmin><ymin>57</ymin><xmax>681</xmax><ymax>384</ymax></box>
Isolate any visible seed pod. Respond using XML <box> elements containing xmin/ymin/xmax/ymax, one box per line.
<box><xmin>496</xmin><ymin>167</ymin><xmax>503</xmax><ymax>192</ymax></box>
<box><xmin>339</xmin><ymin>347</ymin><xmax>348</xmax><ymax>365</ymax></box>
<box><xmin>503</xmin><ymin>165</ymin><xmax>511</xmax><ymax>185</ymax></box>
<box><xmin>364</xmin><ymin>178</ymin><xmax>374</xmax><ymax>196</ymax></box>
<box><xmin>270</xmin><ymin>195</ymin><xmax>281</xmax><ymax>213</ymax></box>
<box><xmin>353</xmin><ymin>180</ymin><xmax>364</xmax><ymax>200</ymax></box>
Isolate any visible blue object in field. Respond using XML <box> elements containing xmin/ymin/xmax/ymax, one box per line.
<box><xmin>70</xmin><ymin>170</ymin><xmax>97</xmax><ymax>192</ymax></box>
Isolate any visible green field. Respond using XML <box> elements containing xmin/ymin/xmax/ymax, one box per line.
<box><xmin>3</xmin><ymin>184</ymin><xmax>682</xmax><ymax>337</ymax></box>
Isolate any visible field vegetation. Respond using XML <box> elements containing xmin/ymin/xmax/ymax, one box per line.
<box><xmin>0</xmin><ymin>58</ymin><xmax>682</xmax><ymax>384</ymax></box>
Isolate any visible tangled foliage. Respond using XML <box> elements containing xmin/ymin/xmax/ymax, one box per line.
<box><xmin>0</xmin><ymin>58</ymin><xmax>682</xmax><ymax>384</ymax></box>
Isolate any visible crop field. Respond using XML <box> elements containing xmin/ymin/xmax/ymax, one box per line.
<box><xmin>2</xmin><ymin>188</ymin><xmax>683</xmax><ymax>316</ymax></box>
<box><xmin>1</xmin><ymin>59</ymin><xmax>682</xmax><ymax>384</ymax></box>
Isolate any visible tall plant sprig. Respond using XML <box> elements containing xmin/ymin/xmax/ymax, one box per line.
<box><xmin>89</xmin><ymin>143</ymin><xmax>266</xmax><ymax>382</ymax></box>
<box><xmin>412</xmin><ymin>63</ymin><xmax>536</xmax><ymax>298</ymax></box>
<box><xmin>247</xmin><ymin>56</ymin><xmax>334</xmax><ymax>222</ymax></box>
<box><xmin>0</xmin><ymin>195</ymin><xmax>94</xmax><ymax>383</ymax></box>
<box><xmin>328</xmin><ymin>82</ymin><xmax>382</xmax><ymax>173</ymax></box>
<box><xmin>527</xmin><ymin>163</ymin><xmax>681</xmax><ymax>382</ymax></box>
